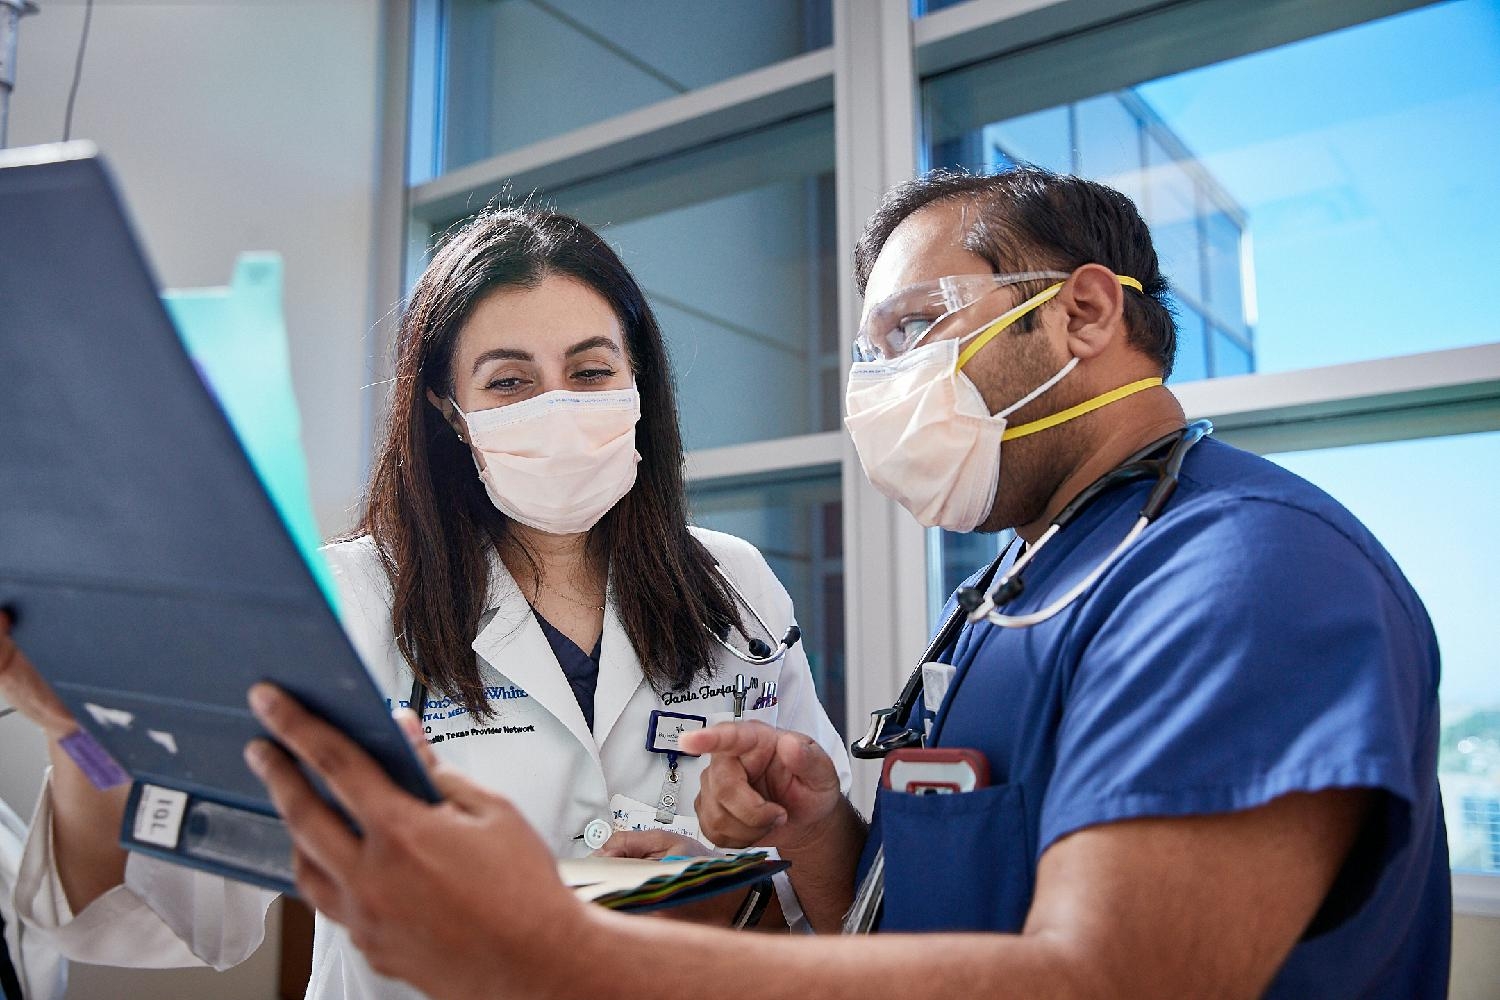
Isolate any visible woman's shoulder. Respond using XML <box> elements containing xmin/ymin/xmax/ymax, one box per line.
<box><xmin>687</xmin><ymin>527</ymin><xmax>781</xmax><ymax>594</ymax></box>
<box><xmin>687</xmin><ymin>525</ymin><xmax>760</xmax><ymax>564</ymax></box>
<box><xmin>318</xmin><ymin>535</ymin><xmax>391</xmax><ymax>597</ymax></box>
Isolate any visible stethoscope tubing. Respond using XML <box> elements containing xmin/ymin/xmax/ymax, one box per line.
<box><xmin>849</xmin><ymin>420</ymin><xmax>1212</xmax><ymax>761</ymax></box>
<box><xmin>708</xmin><ymin>569</ymin><xmax>801</xmax><ymax>667</ymax></box>
<box><xmin>408</xmin><ymin>563</ymin><xmax>798</xmax><ymax>712</ymax></box>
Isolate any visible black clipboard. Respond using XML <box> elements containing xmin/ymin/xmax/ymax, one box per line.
<box><xmin>0</xmin><ymin>144</ymin><xmax>440</xmax><ymax>894</ymax></box>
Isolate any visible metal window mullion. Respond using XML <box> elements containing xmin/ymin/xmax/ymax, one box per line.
<box><xmin>684</xmin><ymin>432</ymin><xmax>844</xmax><ymax>486</ymax></box>
<box><xmin>833</xmin><ymin>0</ymin><xmax>927</xmax><ymax>817</ymax></box>
<box><xmin>912</xmin><ymin>0</ymin><xmax>1435</xmax><ymax>80</ymax></box>
<box><xmin>368</xmin><ymin>0</ymin><xmax>417</xmax><ymax>481</ymax></box>
<box><xmin>1175</xmin><ymin>344</ymin><xmax>1500</xmax><ymax>454</ymax></box>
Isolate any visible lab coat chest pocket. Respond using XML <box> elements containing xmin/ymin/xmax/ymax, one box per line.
<box><xmin>877</xmin><ymin>782</ymin><xmax>1033</xmax><ymax>933</ymax></box>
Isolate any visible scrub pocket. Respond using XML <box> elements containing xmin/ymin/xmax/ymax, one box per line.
<box><xmin>877</xmin><ymin>782</ymin><xmax>1034</xmax><ymax>932</ymax></box>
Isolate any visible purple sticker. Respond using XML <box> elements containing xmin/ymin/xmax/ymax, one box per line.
<box><xmin>59</xmin><ymin>730</ymin><xmax>129</xmax><ymax>790</ymax></box>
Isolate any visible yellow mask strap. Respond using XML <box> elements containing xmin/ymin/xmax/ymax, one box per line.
<box><xmin>1001</xmin><ymin>376</ymin><xmax>1163</xmax><ymax>442</ymax></box>
<box><xmin>955</xmin><ymin>274</ymin><xmax>1146</xmax><ymax>372</ymax></box>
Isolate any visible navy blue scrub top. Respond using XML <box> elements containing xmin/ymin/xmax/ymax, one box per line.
<box><xmin>858</xmin><ymin>437</ymin><xmax>1451</xmax><ymax>999</ymax></box>
<box><xmin>534</xmin><ymin>609</ymin><xmax>601</xmax><ymax>732</ymax></box>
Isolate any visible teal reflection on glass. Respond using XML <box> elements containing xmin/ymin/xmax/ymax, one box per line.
<box><xmin>689</xmin><ymin>472</ymin><xmax>845</xmax><ymax>734</ymax></box>
<box><xmin>164</xmin><ymin>256</ymin><xmax>336</xmax><ymax>611</ymax></box>
<box><xmin>1270</xmin><ymin>432</ymin><xmax>1500</xmax><ymax>874</ymax></box>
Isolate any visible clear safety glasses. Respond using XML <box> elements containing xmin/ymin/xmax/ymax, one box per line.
<box><xmin>853</xmin><ymin>270</ymin><xmax>1070</xmax><ymax>363</ymax></box>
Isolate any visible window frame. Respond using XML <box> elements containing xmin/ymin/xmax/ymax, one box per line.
<box><xmin>389</xmin><ymin>0</ymin><xmax>1500</xmax><ymax>912</ymax></box>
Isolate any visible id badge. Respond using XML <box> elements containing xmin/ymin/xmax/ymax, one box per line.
<box><xmin>920</xmin><ymin>661</ymin><xmax>957</xmax><ymax>739</ymax></box>
<box><xmin>645</xmin><ymin>710</ymin><xmax>708</xmax><ymax>756</ymax></box>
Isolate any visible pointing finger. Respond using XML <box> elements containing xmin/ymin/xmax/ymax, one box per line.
<box><xmin>679</xmin><ymin>721</ymin><xmax>779</xmax><ymax>772</ymax></box>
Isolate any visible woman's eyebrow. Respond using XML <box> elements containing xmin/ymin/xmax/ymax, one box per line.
<box><xmin>565</xmin><ymin>336</ymin><xmax>622</xmax><ymax>358</ymax></box>
<box><xmin>470</xmin><ymin>347</ymin><xmax>532</xmax><ymax>374</ymax></box>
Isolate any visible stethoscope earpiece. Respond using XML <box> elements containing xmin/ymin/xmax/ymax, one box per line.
<box><xmin>708</xmin><ymin>569</ymin><xmax>801</xmax><ymax>666</ymax></box>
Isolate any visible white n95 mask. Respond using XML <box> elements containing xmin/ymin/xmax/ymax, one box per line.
<box><xmin>844</xmin><ymin>276</ymin><xmax>1155</xmax><ymax>533</ymax></box>
<box><xmin>453</xmin><ymin>388</ymin><xmax>642</xmax><ymax>535</ymax></box>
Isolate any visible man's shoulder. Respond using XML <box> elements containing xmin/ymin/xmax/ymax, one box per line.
<box><xmin>1145</xmin><ymin>438</ymin><xmax>1431</xmax><ymax>634</ymax></box>
<box><xmin>1174</xmin><ymin>438</ymin><xmax>1386</xmax><ymax>554</ymax></box>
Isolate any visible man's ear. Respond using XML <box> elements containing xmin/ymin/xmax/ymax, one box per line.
<box><xmin>426</xmin><ymin>388</ymin><xmax>467</xmax><ymax>443</ymax></box>
<box><xmin>1058</xmin><ymin>264</ymin><xmax>1128</xmax><ymax>361</ymax></box>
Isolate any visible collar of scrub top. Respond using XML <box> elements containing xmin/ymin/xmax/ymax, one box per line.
<box><xmin>849</xmin><ymin>420</ymin><xmax>1213</xmax><ymax>761</ymax></box>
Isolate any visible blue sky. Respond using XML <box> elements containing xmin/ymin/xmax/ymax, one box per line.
<box><xmin>1137</xmin><ymin>0</ymin><xmax>1500</xmax><ymax>372</ymax></box>
<box><xmin>1134</xmin><ymin>1</ymin><xmax>1500</xmax><ymax>711</ymax></box>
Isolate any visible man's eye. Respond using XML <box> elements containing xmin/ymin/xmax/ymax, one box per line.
<box><xmin>894</xmin><ymin>317</ymin><xmax>934</xmax><ymax>349</ymax></box>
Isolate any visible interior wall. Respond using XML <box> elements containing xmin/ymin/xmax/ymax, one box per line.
<box><xmin>1451</xmin><ymin>913</ymin><xmax>1500</xmax><ymax>1000</ymax></box>
<box><xmin>6</xmin><ymin>0</ymin><xmax>382</xmax><ymax>541</ymax></box>
<box><xmin>2</xmin><ymin>1</ymin><xmax>385</xmax><ymax>997</ymax></box>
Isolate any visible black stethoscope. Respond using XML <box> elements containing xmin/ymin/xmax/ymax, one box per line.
<box><xmin>850</xmin><ymin>419</ymin><xmax>1213</xmax><ymax>760</ymax></box>
<box><xmin>407</xmin><ymin>563</ymin><xmax>802</xmax><ymax>716</ymax></box>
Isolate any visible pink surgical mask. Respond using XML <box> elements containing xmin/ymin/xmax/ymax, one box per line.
<box><xmin>452</xmin><ymin>388</ymin><xmax>641</xmax><ymax>535</ymax></box>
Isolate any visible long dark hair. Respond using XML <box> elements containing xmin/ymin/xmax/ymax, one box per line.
<box><xmin>358</xmin><ymin>207</ymin><xmax>741</xmax><ymax>719</ymax></box>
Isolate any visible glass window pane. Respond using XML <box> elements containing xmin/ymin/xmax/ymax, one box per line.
<box><xmin>1074</xmin><ymin>95</ymin><xmax>1145</xmax><ymax>207</ymax></box>
<box><xmin>1144</xmin><ymin>133</ymin><xmax>1203</xmax><ymax>303</ymax></box>
<box><xmin>922</xmin><ymin>0</ymin><xmax>1500</xmax><ymax>376</ymax></box>
<box><xmin>689</xmin><ymin>471</ymin><xmax>845</xmax><ymax>735</ymax></box>
<box><xmin>914</xmin><ymin>0</ymin><xmax>971</xmax><ymax>14</ymax></box>
<box><xmin>1269</xmin><ymin>432</ymin><xmax>1500</xmax><ymax>875</ymax></box>
<box><xmin>1211</xmin><ymin>326</ymin><xmax>1254</xmax><ymax>377</ymax></box>
<box><xmin>929</xmin><ymin>526</ymin><xmax>1012</xmax><ymax>626</ymax></box>
<box><xmin>1171</xmin><ymin>298</ymin><xmax>1209</xmax><ymax>383</ymax></box>
<box><xmin>1203</xmin><ymin>209</ymin><xmax>1248</xmax><ymax>337</ymax></box>
<box><xmin>441</xmin><ymin>0</ymin><xmax>832</xmax><ymax>169</ymax></box>
<box><xmin>983</xmin><ymin>107</ymin><xmax>1072</xmax><ymax>175</ymax></box>
<box><xmin>436</xmin><ymin>113</ymin><xmax>838</xmax><ymax>451</ymax></box>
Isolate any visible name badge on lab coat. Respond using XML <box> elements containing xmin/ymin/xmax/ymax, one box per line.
<box><xmin>609</xmin><ymin>793</ymin><xmax>702</xmax><ymax>842</ymax></box>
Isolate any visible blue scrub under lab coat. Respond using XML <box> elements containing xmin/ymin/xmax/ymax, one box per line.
<box><xmin>860</xmin><ymin>437</ymin><xmax>1450</xmax><ymax>998</ymax></box>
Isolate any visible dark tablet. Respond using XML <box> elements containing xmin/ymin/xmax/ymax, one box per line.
<box><xmin>0</xmin><ymin>144</ymin><xmax>438</xmax><ymax>892</ymax></box>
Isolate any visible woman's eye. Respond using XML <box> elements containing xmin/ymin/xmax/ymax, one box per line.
<box><xmin>485</xmin><ymin>376</ymin><xmax>528</xmax><ymax>392</ymax></box>
<box><xmin>573</xmin><ymin>368</ymin><xmax>615</xmax><ymax>382</ymax></box>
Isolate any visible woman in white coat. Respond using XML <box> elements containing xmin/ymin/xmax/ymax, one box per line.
<box><xmin>0</xmin><ymin>207</ymin><xmax>850</xmax><ymax>999</ymax></box>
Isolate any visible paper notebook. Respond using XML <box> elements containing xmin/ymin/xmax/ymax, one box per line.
<box><xmin>560</xmin><ymin>853</ymin><xmax>789</xmax><ymax>912</ymax></box>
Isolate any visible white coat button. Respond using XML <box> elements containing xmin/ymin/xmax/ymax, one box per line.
<box><xmin>582</xmin><ymin>819</ymin><xmax>612</xmax><ymax>850</ymax></box>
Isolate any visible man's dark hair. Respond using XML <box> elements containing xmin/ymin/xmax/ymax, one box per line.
<box><xmin>854</xmin><ymin>167</ymin><xmax>1177</xmax><ymax>377</ymax></box>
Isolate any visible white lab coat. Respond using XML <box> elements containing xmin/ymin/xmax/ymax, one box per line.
<box><xmin>11</xmin><ymin>527</ymin><xmax>851</xmax><ymax>999</ymax></box>
<box><xmin>2</xmin><ymin>796</ymin><xmax>66</xmax><ymax>1000</ymax></box>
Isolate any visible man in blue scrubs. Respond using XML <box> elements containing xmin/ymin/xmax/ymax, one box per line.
<box><xmin>229</xmin><ymin>167</ymin><xmax>1448</xmax><ymax>999</ymax></box>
